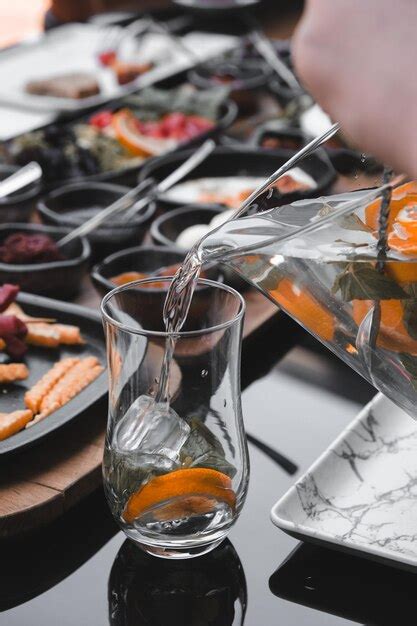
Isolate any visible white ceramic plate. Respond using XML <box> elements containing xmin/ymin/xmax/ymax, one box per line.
<box><xmin>271</xmin><ymin>393</ymin><xmax>417</xmax><ymax>570</ymax></box>
<box><xmin>0</xmin><ymin>24</ymin><xmax>237</xmax><ymax>113</ymax></box>
<box><xmin>163</xmin><ymin>169</ymin><xmax>317</xmax><ymax>205</ymax></box>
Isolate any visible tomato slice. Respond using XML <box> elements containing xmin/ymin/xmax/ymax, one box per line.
<box><xmin>89</xmin><ymin>110</ymin><xmax>113</xmax><ymax>129</ymax></box>
<box><xmin>98</xmin><ymin>50</ymin><xmax>117</xmax><ymax>67</ymax></box>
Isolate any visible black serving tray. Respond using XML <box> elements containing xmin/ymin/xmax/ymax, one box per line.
<box><xmin>3</xmin><ymin>96</ymin><xmax>238</xmax><ymax>191</ymax></box>
<box><xmin>0</xmin><ymin>293</ymin><xmax>107</xmax><ymax>457</ymax></box>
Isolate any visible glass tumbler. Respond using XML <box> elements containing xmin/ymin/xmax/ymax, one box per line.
<box><xmin>101</xmin><ymin>278</ymin><xmax>249</xmax><ymax>559</ymax></box>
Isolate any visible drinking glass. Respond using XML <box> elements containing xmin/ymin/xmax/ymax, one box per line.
<box><xmin>101</xmin><ymin>277</ymin><xmax>249</xmax><ymax>559</ymax></box>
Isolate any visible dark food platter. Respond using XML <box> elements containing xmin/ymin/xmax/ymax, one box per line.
<box><xmin>0</xmin><ymin>292</ymin><xmax>107</xmax><ymax>457</ymax></box>
<box><xmin>1</xmin><ymin>91</ymin><xmax>238</xmax><ymax>191</ymax></box>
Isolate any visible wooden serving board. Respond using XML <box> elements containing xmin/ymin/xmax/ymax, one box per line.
<box><xmin>0</xmin><ymin>289</ymin><xmax>283</xmax><ymax>538</ymax></box>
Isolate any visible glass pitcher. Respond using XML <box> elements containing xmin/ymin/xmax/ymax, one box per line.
<box><xmin>200</xmin><ymin>181</ymin><xmax>417</xmax><ymax>419</ymax></box>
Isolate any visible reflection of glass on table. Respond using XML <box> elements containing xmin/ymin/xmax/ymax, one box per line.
<box><xmin>109</xmin><ymin>538</ymin><xmax>247</xmax><ymax>625</ymax></box>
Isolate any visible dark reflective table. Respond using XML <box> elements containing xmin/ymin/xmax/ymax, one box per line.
<box><xmin>4</xmin><ymin>329</ymin><xmax>416</xmax><ymax>626</ymax></box>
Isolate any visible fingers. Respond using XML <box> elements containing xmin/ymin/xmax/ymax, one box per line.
<box><xmin>292</xmin><ymin>0</ymin><xmax>417</xmax><ymax>178</ymax></box>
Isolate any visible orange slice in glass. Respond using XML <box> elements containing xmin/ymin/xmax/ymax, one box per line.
<box><xmin>123</xmin><ymin>467</ymin><xmax>236</xmax><ymax>524</ymax></box>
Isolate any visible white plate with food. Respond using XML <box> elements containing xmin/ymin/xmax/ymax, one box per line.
<box><xmin>271</xmin><ymin>393</ymin><xmax>417</xmax><ymax>570</ymax></box>
<box><xmin>162</xmin><ymin>169</ymin><xmax>317</xmax><ymax>208</ymax></box>
<box><xmin>0</xmin><ymin>23</ymin><xmax>237</xmax><ymax>113</ymax></box>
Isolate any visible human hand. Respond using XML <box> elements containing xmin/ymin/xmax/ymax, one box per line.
<box><xmin>293</xmin><ymin>0</ymin><xmax>417</xmax><ymax>177</ymax></box>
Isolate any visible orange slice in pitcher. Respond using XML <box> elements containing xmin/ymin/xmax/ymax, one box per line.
<box><xmin>269</xmin><ymin>278</ymin><xmax>335</xmax><ymax>342</ymax></box>
<box><xmin>365</xmin><ymin>182</ymin><xmax>417</xmax><ymax>283</ymax></box>
<box><xmin>123</xmin><ymin>467</ymin><xmax>236</xmax><ymax>524</ymax></box>
<box><xmin>388</xmin><ymin>201</ymin><xmax>417</xmax><ymax>255</ymax></box>
<box><xmin>385</xmin><ymin>199</ymin><xmax>417</xmax><ymax>283</ymax></box>
<box><xmin>353</xmin><ymin>299</ymin><xmax>417</xmax><ymax>355</ymax></box>
<box><xmin>365</xmin><ymin>181</ymin><xmax>417</xmax><ymax>231</ymax></box>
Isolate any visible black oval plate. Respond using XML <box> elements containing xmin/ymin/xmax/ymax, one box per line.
<box><xmin>0</xmin><ymin>293</ymin><xmax>108</xmax><ymax>458</ymax></box>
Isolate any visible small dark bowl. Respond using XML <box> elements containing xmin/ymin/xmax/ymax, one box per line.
<box><xmin>266</xmin><ymin>46</ymin><xmax>308</xmax><ymax>107</ymax></box>
<box><xmin>269</xmin><ymin>76</ymin><xmax>311</xmax><ymax>108</ymax></box>
<box><xmin>140</xmin><ymin>146</ymin><xmax>337</xmax><ymax>213</ymax></box>
<box><xmin>91</xmin><ymin>245</ymin><xmax>186</xmax><ymax>298</ymax></box>
<box><xmin>188</xmin><ymin>59</ymin><xmax>271</xmax><ymax>114</ymax></box>
<box><xmin>91</xmin><ymin>245</ymin><xmax>221</xmax><ymax>308</ymax></box>
<box><xmin>242</xmin><ymin>38</ymin><xmax>292</xmax><ymax>64</ymax></box>
<box><xmin>37</xmin><ymin>182</ymin><xmax>155</xmax><ymax>261</ymax></box>
<box><xmin>151</xmin><ymin>204</ymin><xmax>249</xmax><ymax>292</ymax></box>
<box><xmin>151</xmin><ymin>204</ymin><xmax>223</xmax><ymax>249</ymax></box>
<box><xmin>238</xmin><ymin>38</ymin><xmax>309</xmax><ymax>107</ymax></box>
<box><xmin>0</xmin><ymin>223</ymin><xmax>90</xmax><ymax>298</ymax></box>
<box><xmin>0</xmin><ymin>165</ymin><xmax>42</xmax><ymax>224</ymax></box>
<box><xmin>252</xmin><ymin>125</ymin><xmax>383</xmax><ymax>175</ymax></box>
<box><xmin>251</xmin><ymin>125</ymin><xmax>308</xmax><ymax>151</ymax></box>
<box><xmin>173</xmin><ymin>0</ymin><xmax>260</xmax><ymax>17</ymax></box>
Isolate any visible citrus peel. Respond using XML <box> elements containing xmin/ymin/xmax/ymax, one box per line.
<box><xmin>123</xmin><ymin>467</ymin><xmax>236</xmax><ymax>524</ymax></box>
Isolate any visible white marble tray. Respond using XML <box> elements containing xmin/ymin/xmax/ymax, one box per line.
<box><xmin>271</xmin><ymin>393</ymin><xmax>417</xmax><ymax>569</ymax></box>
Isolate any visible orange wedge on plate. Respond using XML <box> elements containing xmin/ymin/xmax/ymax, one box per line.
<box><xmin>112</xmin><ymin>109</ymin><xmax>176</xmax><ymax>157</ymax></box>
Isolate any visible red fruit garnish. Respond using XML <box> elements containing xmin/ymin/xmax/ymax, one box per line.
<box><xmin>0</xmin><ymin>314</ymin><xmax>28</xmax><ymax>360</ymax></box>
<box><xmin>89</xmin><ymin>110</ymin><xmax>113</xmax><ymax>129</ymax></box>
<box><xmin>0</xmin><ymin>284</ymin><xmax>19</xmax><ymax>313</ymax></box>
<box><xmin>182</xmin><ymin>116</ymin><xmax>214</xmax><ymax>140</ymax></box>
<box><xmin>0</xmin><ymin>284</ymin><xmax>28</xmax><ymax>359</ymax></box>
<box><xmin>2</xmin><ymin>333</ymin><xmax>27</xmax><ymax>360</ymax></box>
<box><xmin>0</xmin><ymin>315</ymin><xmax>26</xmax><ymax>337</ymax></box>
<box><xmin>161</xmin><ymin>112</ymin><xmax>187</xmax><ymax>133</ymax></box>
<box><xmin>98</xmin><ymin>50</ymin><xmax>117</xmax><ymax>67</ymax></box>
